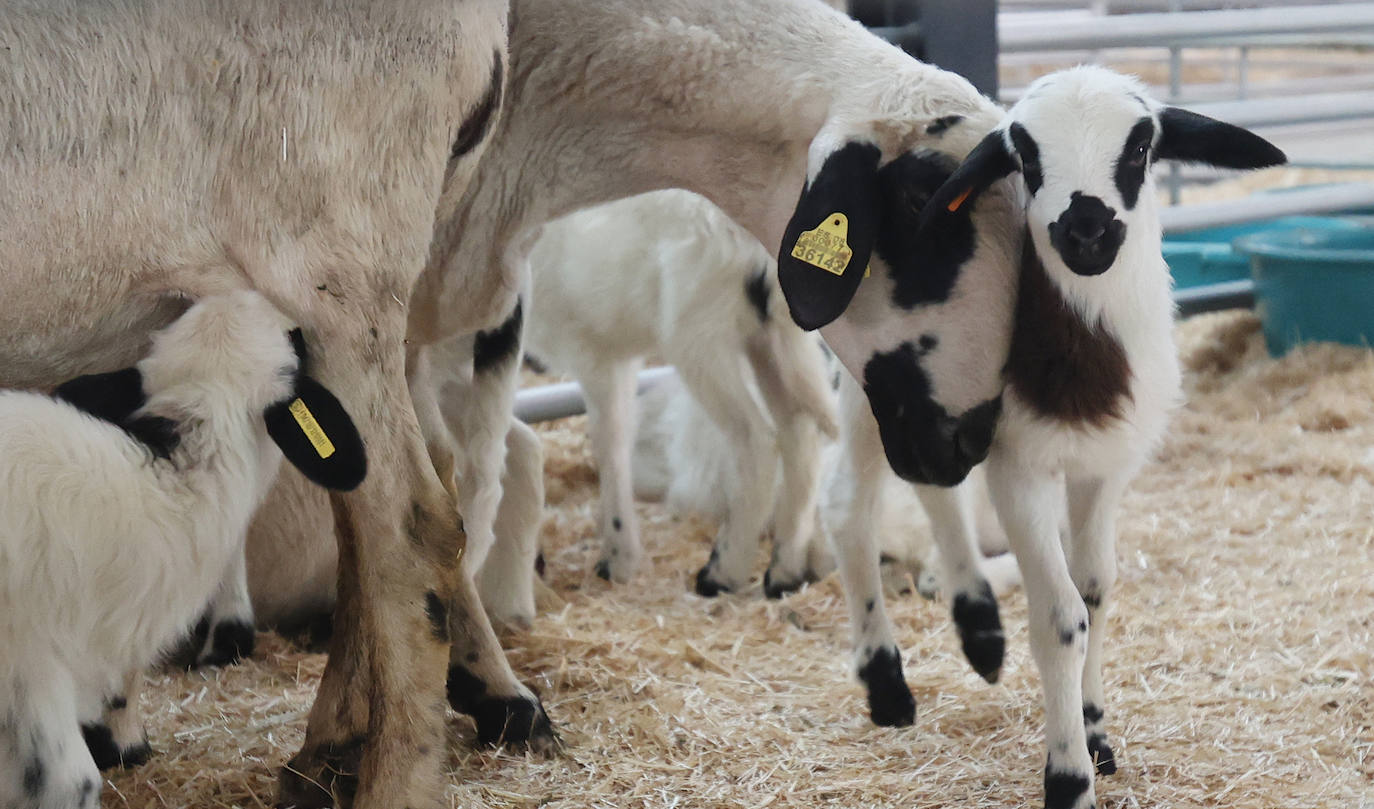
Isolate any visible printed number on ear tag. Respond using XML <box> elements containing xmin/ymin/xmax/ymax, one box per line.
<box><xmin>289</xmin><ymin>398</ymin><xmax>336</xmax><ymax>459</ymax></box>
<box><xmin>792</xmin><ymin>212</ymin><xmax>857</xmax><ymax>277</ymax></box>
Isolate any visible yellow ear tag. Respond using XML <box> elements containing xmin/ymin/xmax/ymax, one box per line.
<box><xmin>288</xmin><ymin>398</ymin><xmax>336</xmax><ymax>459</ymax></box>
<box><xmin>792</xmin><ymin>212</ymin><xmax>856</xmax><ymax>277</ymax></box>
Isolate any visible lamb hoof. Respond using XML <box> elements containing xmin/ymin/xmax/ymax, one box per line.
<box><xmin>693</xmin><ymin>565</ymin><xmax>730</xmax><ymax>597</ymax></box>
<box><xmin>535</xmin><ymin>550</ymin><xmax>547</xmax><ymax>579</ymax></box>
<box><xmin>594</xmin><ymin>558</ymin><xmax>613</xmax><ymax>581</ymax></box>
<box><xmin>199</xmin><ymin>619</ymin><xmax>256</xmax><ymax>667</ymax></box>
<box><xmin>762</xmin><ymin>567</ymin><xmax>806</xmax><ymax>600</ymax></box>
<box><xmin>81</xmin><ymin>724</ymin><xmax>153</xmax><ymax>770</ymax></box>
<box><xmin>1043</xmin><ymin>765</ymin><xmax>1095</xmax><ymax>809</ymax></box>
<box><xmin>278</xmin><ymin>737</ymin><xmax>364</xmax><ymax>809</ymax></box>
<box><xmin>447</xmin><ymin>665</ymin><xmax>560</xmax><ymax>754</ymax></box>
<box><xmin>952</xmin><ymin>585</ymin><xmax>1004</xmax><ymax>683</ymax></box>
<box><xmin>1088</xmin><ymin>733</ymin><xmax>1117</xmax><ymax>776</ymax></box>
<box><xmin>857</xmin><ymin>646</ymin><xmax>915</xmax><ymax>727</ymax></box>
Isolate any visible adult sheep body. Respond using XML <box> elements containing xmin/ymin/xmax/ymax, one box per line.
<box><xmin>0</xmin><ymin>2</ymin><xmax>529</xmax><ymax>806</ymax></box>
<box><xmin>234</xmin><ymin>0</ymin><xmax>1019</xmax><ymax>703</ymax></box>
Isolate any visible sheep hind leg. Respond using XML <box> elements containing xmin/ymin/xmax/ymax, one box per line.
<box><xmin>477</xmin><ymin>419</ymin><xmax>544</xmax><ymax>631</ymax></box>
<box><xmin>685</xmin><ymin>356</ymin><xmax>779</xmax><ymax>596</ymax></box>
<box><xmin>80</xmin><ymin>669</ymin><xmax>151</xmax><ymax>770</ymax></box>
<box><xmin>762</xmin><ymin>416</ymin><xmax>826</xmax><ymax>598</ymax></box>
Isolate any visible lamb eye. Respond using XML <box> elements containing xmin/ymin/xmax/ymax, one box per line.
<box><xmin>1129</xmin><ymin>141</ymin><xmax>1149</xmax><ymax>166</ymax></box>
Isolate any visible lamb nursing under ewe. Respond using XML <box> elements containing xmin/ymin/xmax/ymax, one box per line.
<box><xmin>0</xmin><ymin>291</ymin><xmax>365</xmax><ymax>809</ymax></box>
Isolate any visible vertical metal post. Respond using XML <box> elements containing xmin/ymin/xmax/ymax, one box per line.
<box><xmin>1238</xmin><ymin>44</ymin><xmax>1250</xmax><ymax>100</ymax></box>
<box><xmin>1167</xmin><ymin>0</ymin><xmax>1183</xmax><ymax>205</ymax></box>
<box><xmin>913</xmin><ymin>0</ymin><xmax>1000</xmax><ymax>97</ymax></box>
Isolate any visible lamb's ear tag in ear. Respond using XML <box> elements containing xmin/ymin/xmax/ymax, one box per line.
<box><xmin>946</xmin><ymin>186</ymin><xmax>974</xmax><ymax>213</ymax></box>
<box><xmin>791</xmin><ymin>213</ymin><xmax>857</xmax><ymax>277</ymax></box>
<box><xmin>288</xmin><ymin>398</ymin><xmax>336</xmax><ymax>459</ymax></box>
<box><xmin>265</xmin><ymin>377</ymin><xmax>367</xmax><ymax>491</ymax></box>
<box><xmin>777</xmin><ymin>141</ymin><xmax>882</xmax><ymax>332</ymax></box>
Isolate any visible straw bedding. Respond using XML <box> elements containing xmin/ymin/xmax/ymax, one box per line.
<box><xmin>101</xmin><ymin>299</ymin><xmax>1373</xmax><ymax>808</ymax></box>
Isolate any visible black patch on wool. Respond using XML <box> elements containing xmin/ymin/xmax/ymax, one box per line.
<box><xmin>425</xmin><ymin>591</ymin><xmax>451</xmax><ymax>643</ymax></box>
<box><xmin>925</xmin><ymin>115</ymin><xmax>964</xmax><ymax>136</ymax></box>
<box><xmin>1113</xmin><ymin>117</ymin><xmax>1155</xmax><ymax>210</ymax></box>
<box><xmin>1044</xmin><ymin>764</ymin><xmax>1092</xmax><ymax>809</ymax></box>
<box><xmin>1009</xmin><ymin>123</ymin><xmax>1043</xmax><ymax>194</ymax></box>
<box><xmin>53</xmin><ymin>367</ymin><xmax>180</xmax><ymax>459</ymax></box>
<box><xmin>451</xmin><ymin>50</ymin><xmax>504</xmax><ymax>160</ymax></box>
<box><xmin>473</xmin><ymin>301</ymin><xmax>523</xmax><ymax>374</ymax></box>
<box><xmin>858</xmin><ymin>646</ymin><xmax>916</xmax><ymax>727</ymax></box>
<box><xmin>874</xmin><ymin>149</ymin><xmax>972</xmax><ymax>308</ymax></box>
<box><xmin>744</xmin><ymin>266</ymin><xmax>771</xmax><ymax>323</ymax></box>
<box><xmin>22</xmin><ymin>755</ymin><xmax>45</xmax><ymax>797</ymax></box>
<box><xmin>952</xmin><ymin>582</ymin><xmax>1005</xmax><ymax>683</ymax></box>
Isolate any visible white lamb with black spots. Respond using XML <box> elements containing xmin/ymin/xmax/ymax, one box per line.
<box><xmin>0</xmin><ymin>291</ymin><xmax>365</xmax><ymax>809</ymax></box>
<box><xmin>811</xmin><ymin>66</ymin><xmax>1285</xmax><ymax>809</ymax></box>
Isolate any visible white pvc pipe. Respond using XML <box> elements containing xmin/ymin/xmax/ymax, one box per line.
<box><xmin>999</xmin><ymin>3</ymin><xmax>1374</xmax><ymax>51</ymax></box>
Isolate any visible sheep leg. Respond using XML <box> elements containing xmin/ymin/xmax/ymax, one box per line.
<box><xmin>762</xmin><ymin>416</ymin><xmax>827</xmax><ymax>598</ymax></box>
<box><xmin>478</xmin><ymin>420</ymin><xmax>544</xmax><ymax>630</ymax></box>
<box><xmin>824</xmin><ymin>391</ymin><xmax>916</xmax><ymax>726</ymax></box>
<box><xmin>182</xmin><ymin>546</ymin><xmax>257</xmax><ymax>668</ymax></box>
<box><xmin>985</xmin><ymin>452</ymin><xmax>1096</xmax><ymax>809</ymax></box>
<box><xmin>912</xmin><ymin>482</ymin><xmax>1006</xmax><ymax>684</ymax></box>
<box><xmin>278</xmin><ymin>319</ymin><xmax>478</xmax><ymax>809</ymax></box>
<box><xmin>582</xmin><ymin>359</ymin><xmax>644</xmax><ymax>583</ymax></box>
<box><xmin>1067</xmin><ymin>474</ymin><xmax>1128</xmax><ymax>778</ymax></box>
<box><xmin>80</xmin><ymin>669</ymin><xmax>151</xmax><ymax>771</ymax></box>
<box><xmin>685</xmin><ymin>357</ymin><xmax>779</xmax><ymax>596</ymax></box>
<box><xmin>444</xmin><ymin>563</ymin><xmax>556</xmax><ymax>752</ymax></box>
<box><xmin>0</xmin><ymin>667</ymin><xmax>99</xmax><ymax>809</ymax></box>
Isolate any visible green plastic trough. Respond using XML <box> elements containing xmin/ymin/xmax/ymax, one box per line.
<box><xmin>1233</xmin><ymin>224</ymin><xmax>1374</xmax><ymax>356</ymax></box>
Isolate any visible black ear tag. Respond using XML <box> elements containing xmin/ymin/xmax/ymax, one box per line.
<box><xmin>917</xmin><ymin>130</ymin><xmax>1018</xmax><ymax>236</ymax></box>
<box><xmin>778</xmin><ymin>141</ymin><xmax>882</xmax><ymax>331</ymax></box>
<box><xmin>264</xmin><ymin>376</ymin><xmax>367</xmax><ymax>491</ymax></box>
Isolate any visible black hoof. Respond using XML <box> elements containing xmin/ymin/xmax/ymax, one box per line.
<box><xmin>278</xmin><ymin>738</ymin><xmax>364</xmax><ymax>809</ymax></box>
<box><xmin>594</xmin><ymin>558</ymin><xmax>612</xmax><ymax>581</ymax></box>
<box><xmin>952</xmin><ymin>585</ymin><xmax>1004</xmax><ymax>683</ymax></box>
<box><xmin>535</xmin><ymin>550</ymin><xmax>547</xmax><ymax>579</ymax></box>
<box><xmin>1044</xmin><ymin>764</ymin><xmax>1092</xmax><ymax>809</ymax></box>
<box><xmin>447</xmin><ymin>664</ymin><xmax>560</xmax><ymax>754</ymax></box>
<box><xmin>694</xmin><ymin>565</ymin><xmax>729</xmax><ymax>597</ymax></box>
<box><xmin>198</xmin><ymin>619</ymin><xmax>256</xmax><ymax>667</ymax></box>
<box><xmin>762</xmin><ymin>568</ymin><xmax>803</xmax><ymax>600</ymax></box>
<box><xmin>857</xmin><ymin>646</ymin><xmax>915</xmax><ymax>727</ymax></box>
<box><xmin>81</xmin><ymin>724</ymin><xmax>153</xmax><ymax>770</ymax></box>
<box><xmin>1088</xmin><ymin>733</ymin><xmax>1117</xmax><ymax>776</ymax></box>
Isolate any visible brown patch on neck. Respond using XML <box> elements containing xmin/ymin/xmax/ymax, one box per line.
<box><xmin>1007</xmin><ymin>235</ymin><xmax>1131</xmax><ymax>427</ymax></box>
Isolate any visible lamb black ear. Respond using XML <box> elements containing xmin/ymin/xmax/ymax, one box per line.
<box><xmin>53</xmin><ymin>367</ymin><xmax>147</xmax><ymax>424</ymax></box>
<box><xmin>916</xmin><ymin>130</ymin><xmax>1018</xmax><ymax>235</ymax></box>
<box><xmin>1157</xmin><ymin>107</ymin><xmax>1287</xmax><ymax>169</ymax></box>
<box><xmin>778</xmin><ymin>141</ymin><xmax>882</xmax><ymax>331</ymax></box>
<box><xmin>264</xmin><ymin>377</ymin><xmax>367</xmax><ymax>491</ymax></box>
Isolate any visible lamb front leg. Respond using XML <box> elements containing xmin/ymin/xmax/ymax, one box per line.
<box><xmin>1067</xmin><ymin>474</ymin><xmax>1129</xmax><ymax>778</ymax></box>
<box><xmin>985</xmin><ymin>452</ymin><xmax>1096</xmax><ymax>809</ymax></box>
<box><xmin>80</xmin><ymin>669</ymin><xmax>151</xmax><ymax>771</ymax></box>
